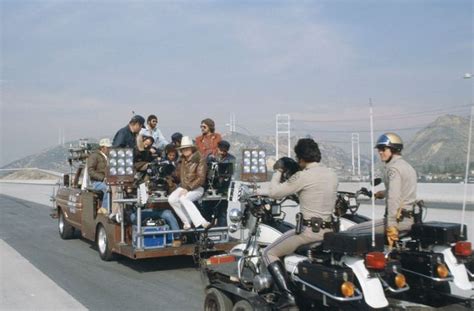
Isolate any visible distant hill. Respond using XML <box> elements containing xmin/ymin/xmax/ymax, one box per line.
<box><xmin>3</xmin><ymin>115</ymin><xmax>470</xmax><ymax>179</ymax></box>
<box><xmin>404</xmin><ymin>115</ymin><xmax>471</xmax><ymax>174</ymax></box>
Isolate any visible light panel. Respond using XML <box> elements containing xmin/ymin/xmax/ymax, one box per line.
<box><xmin>240</xmin><ymin>148</ymin><xmax>268</xmax><ymax>182</ymax></box>
<box><xmin>106</xmin><ymin>148</ymin><xmax>135</xmax><ymax>184</ymax></box>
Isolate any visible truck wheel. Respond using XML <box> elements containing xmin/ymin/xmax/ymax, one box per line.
<box><xmin>232</xmin><ymin>300</ymin><xmax>253</xmax><ymax>311</ymax></box>
<box><xmin>58</xmin><ymin>209</ymin><xmax>74</xmax><ymax>239</ymax></box>
<box><xmin>97</xmin><ymin>224</ymin><xmax>114</xmax><ymax>261</ymax></box>
<box><xmin>204</xmin><ymin>288</ymin><xmax>233</xmax><ymax>311</ymax></box>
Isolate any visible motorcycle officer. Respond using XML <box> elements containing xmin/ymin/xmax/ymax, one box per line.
<box><xmin>258</xmin><ymin>138</ymin><xmax>338</xmax><ymax>309</ymax></box>
<box><xmin>348</xmin><ymin>133</ymin><xmax>417</xmax><ymax>248</ymax></box>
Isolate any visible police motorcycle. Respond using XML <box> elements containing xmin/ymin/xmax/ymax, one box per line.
<box><xmin>337</xmin><ymin>186</ymin><xmax>474</xmax><ymax>308</ymax></box>
<box><xmin>202</xmin><ymin>181</ymin><xmax>408</xmax><ymax>310</ymax></box>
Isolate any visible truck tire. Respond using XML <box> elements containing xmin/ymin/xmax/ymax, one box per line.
<box><xmin>96</xmin><ymin>224</ymin><xmax>114</xmax><ymax>261</ymax></box>
<box><xmin>232</xmin><ymin>300</ymin><xmax>254</xmax><ymax>311</ymax></box>
<box><xmin>58</xmin><ymin>209</ymin><xmax>74</xmax><ymax>239</ymax></box>
<box><xmin>204</xmin><ymin>288</ymin><xmax>233</xmax><ymax>311</ymax></box>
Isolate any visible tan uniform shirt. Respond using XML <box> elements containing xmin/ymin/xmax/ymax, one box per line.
<box><xmin>262</xmin><ymin>162</ymin><xmax>338</xmax><ymax>221</ymax></box>
<box><xmin>384</xmin><ymin>154</ymin><xmax>417</xmax><ymax>227</ymax></box>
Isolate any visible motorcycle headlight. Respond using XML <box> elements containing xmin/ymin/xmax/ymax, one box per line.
<box><xmin>229</xmin><ymin>208</ymin><xmax>243</xmax><ymax>223</ymax></box>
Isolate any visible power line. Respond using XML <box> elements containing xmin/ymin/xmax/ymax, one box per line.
<box><xmin>292</xmin><ymin>105</ymin><xmax>470</xmax><ymax>123</ymax></box>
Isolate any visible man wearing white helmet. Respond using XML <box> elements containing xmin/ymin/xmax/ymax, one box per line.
<box><xmin>348</xmin><ymin>132</ymin><xmax>417</xmax><ymax>248</ymax></box>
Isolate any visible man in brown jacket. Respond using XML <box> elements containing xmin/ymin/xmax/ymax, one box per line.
<box><xmin>88</xmin><ymin>138</ymin><xmax>112</xmax><ymax>209</ymax></box>
<box><xmin>168</xmin><ymin>136</ymin><xmax>210</xmax><ymax>229</ymax></box>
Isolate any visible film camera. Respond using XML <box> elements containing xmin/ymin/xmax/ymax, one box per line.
<box><xmin>206</xmin><ymin>157</ymin><xmax>234</xmax><ymax>196</ymax></box>
<box><xmin>145</xmin><ymin>160</ymin><xmax>176</xmax><ymax>193</ymax></box>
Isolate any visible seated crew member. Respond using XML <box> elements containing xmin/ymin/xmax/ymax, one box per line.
<box><xmin>168</xmin><ymin>136</ymin><xmax>210</xmax><ymax>230</ymax></box>
<box><xmin>213</xmin><ymin>140</ymin><xmax>236</xmax><ymax>226</ymax></box>
<box><xmin>163</xmin><ymin>144</ymin><xmax>178</xmax><ymax>165</ymax></box>
<box><xmin>88</xmin><ymin>138</ymin><xmax>112</xmax><ymax>210</ymax></box>
<box><xmin>196</xmin><ymin>118</ymin><xmax>222</xmax><ymax>158</ymax></box>
<box><xmin>134</xmin><ymin>135</ymin><xmax>155</xmax><ymax>173</ymax></box>
<box><xmin>347</xmin><ymin>133</ymin><xmax>417</xmax><ymax>248</ymax></box>
<box><xmin>257</xmin><ymin>138</ymin><xmax>338</xmax><ymax>308</ymax></box>
<box><xmin>140</xmin><ymin>114</ymin><xmax>169</xmax><ymax>155</ymax></box>
<box><xmin>109</xmin><ymin>114</ymin><xmax>145</xmax><ymax>222</ymax></box>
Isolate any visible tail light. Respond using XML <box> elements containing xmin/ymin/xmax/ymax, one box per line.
<box><xmin>206</xmin><ymin>254</ymin><xmax>236</xmax><ymax>265</ymax></box>
<box><xmin>394</xmin><ymin>273</ymin><xmax>406</xmax><ymax>289</ymax></box>
<box><xmin>365</xmin><ymin>252</ymin><xmax>386</xmax><ymax>270</ymax></box>
<box><xmin>341</xmin><ymin>281</ymin><xmax>355</xmax><ymax>297</ymax></box>
<box><xmin>455</xmin><ymin>241</ymin><xmax>472</xmax><ymax>257</ymax></box>
<box><xmin>436</xmin><ymin>263</ymin><xmax>449</xmax><ymax>278</ymax></box>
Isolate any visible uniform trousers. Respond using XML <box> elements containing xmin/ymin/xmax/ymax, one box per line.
<box><xmin>263</xmin><ymin>226</ymin><xmax>330</xmax><ymax>266</ymax></box>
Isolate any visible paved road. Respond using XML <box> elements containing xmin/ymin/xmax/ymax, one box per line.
<box><xmin>0</xmin><ymin>194</ymin><xmax>205</xmax><ymax>311</ymax></box>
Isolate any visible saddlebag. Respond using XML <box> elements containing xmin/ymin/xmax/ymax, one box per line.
<box><xmin>390</xmin><ymin>250</ymin><xmax>446</xmax><ymax>281</ymax></box>
<box><xmin>411</xmin><ymin>221</ymin><xmax>467</xmax><ymax>246</ymax></box>
<box><xmin>323</xmin><ymin>231</ymin><xmax>384</xmax><ymax>255</ymax></box>
<box><xmin>296</xmin><ymin>261</ymin><xmax>355</xmax><ymax>299</ymax></box>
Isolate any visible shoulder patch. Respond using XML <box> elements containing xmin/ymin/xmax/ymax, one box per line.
<box><xmin>287</xmin><ymin>171</ymin><xmax>301</xmax><ymax>183</ymax></box>
<box><xmin>387</xmin><ymin>168</ymin><xmax>398</xmax><ymax>180</ymax></box>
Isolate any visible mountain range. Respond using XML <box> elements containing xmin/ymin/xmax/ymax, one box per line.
<box><xmin>1</xmin><ymin>114</ymin><xmax>472</xmax><ymax>178</ymax></box>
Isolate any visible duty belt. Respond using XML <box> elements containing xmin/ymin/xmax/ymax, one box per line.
<box><xmin>303</xmin><ymin>218</ymin><xmax>333</xmax><ymax>230</ymax></box>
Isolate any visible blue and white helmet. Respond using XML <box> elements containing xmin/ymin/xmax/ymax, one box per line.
<box><xmin>375</xmin><ymin>133</ymin><xmax>403</xmax><ymax>152</ymax></box>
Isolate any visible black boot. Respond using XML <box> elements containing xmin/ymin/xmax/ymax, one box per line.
<box><xmin>267</xmin><ymin>261</ymin><xmax>298</xmax><ymax>310</ymax></box>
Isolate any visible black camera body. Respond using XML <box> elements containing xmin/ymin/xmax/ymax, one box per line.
<box><xmin>206</xmin><ymin>159</ymin><xmax>234</xmax><ymax>195</ymax></box>
<box><xmin>146</xmin><ymin>160</ymin><xmax>176</xmax><ymax>192</ymax></box>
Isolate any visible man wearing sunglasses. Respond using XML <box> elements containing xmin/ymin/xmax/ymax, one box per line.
<box><xmin>196</xmin><ymin>118</ymin><xmax>222</xmax><ymax>158</ymax></box>
<box><xmin>348</xmin><ymin>132</ymin><xmax>417</xmax><ymax>248</ymax></box>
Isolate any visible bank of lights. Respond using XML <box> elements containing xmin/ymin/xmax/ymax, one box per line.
<box><xmin>106</xmin><ymin>148</ymin><xmax>135</xmax><ymax>183</ymax></box>
<box><xmin>241</xmin><ymin>149</ymin><xmax>267</xmax><ymax>182</ymax></box>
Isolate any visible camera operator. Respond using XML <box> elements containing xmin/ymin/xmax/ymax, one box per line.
<box><xmin>134</xmin><ymin>135</ymin><xmax>156</xmax><ymax>173</ymax></box>
<box><xmin>257</xmin><ymin>138</ymin><xmax>338</xmax><ymax>309</ymax></box>
<box><xmin>168</xmin><ymin>136</ymin><xmax>210</xmax><ymax>230</ymax></box>
<box><xmin>163</xmin><ymin>144</ymin><xmax>178</xmax><ymax>165</ymax></box>
<box><xmin>203</xmin><ymin>140</ymin><xmax>235</xmax><ymax>226</ymax></box>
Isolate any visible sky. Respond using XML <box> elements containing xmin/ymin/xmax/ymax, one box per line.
<box><xmin>0</xmin><ymin>0</ymin><xmax>472</xmax><ymax>166</ymax></box>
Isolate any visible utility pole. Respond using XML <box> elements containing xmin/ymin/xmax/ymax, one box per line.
<box><xmin>276</xmin><ymin>114</ymin><xmax>291</xmax><ymax>158</ymax></box>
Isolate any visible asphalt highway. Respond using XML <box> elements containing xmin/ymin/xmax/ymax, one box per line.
<box><xmin>0</xmin><ymin>194</ymin><xmax>205</xmax><ymax>311</ymax></box>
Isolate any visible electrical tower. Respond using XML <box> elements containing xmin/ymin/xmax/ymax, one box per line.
<box><xmin>228</xmin><ymin>113</ymin><xmax>236</xmax><ymax>133</ymax></box>
<box><xmin>276</xmin><ymin>114</ymin><xmax>291</xmax><ymax>158</ymax></box>
<box><xmin>351</xmin><ymin>133</ymin><xmax>361</xmax><ymax>178</ymax></box>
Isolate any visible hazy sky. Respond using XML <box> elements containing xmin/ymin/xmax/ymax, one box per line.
<box><xmin>1</xmin><ymin>0</ymin><xmax>472</xmax><ymax>166</ymax></box>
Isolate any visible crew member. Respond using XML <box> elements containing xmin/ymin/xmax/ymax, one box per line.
<box><xmin>168</xmin><ymin>136</ymin><xmax>210</xmax><ymax>230</ymax></box>
<box><xmin>134</xmin><ymin>135</ymin><xmax>155</xmax><ymax>172</ymax></box>
<box><xmin>171</xmin><ymin>132</ymin><xmax>183</xmax><ymax>149</ymax></box>
<box><xmin>110</xmin><ymin>115</ymin><xmax>145</xmax><ymax>222</ymax></box>
<box><xmin>195</xmin><ymin>118</ymin><xmax>221</xmax><ymax>158</ymax></box>
<box><xmin>348</xmin><ymin>133</ymin><xmax>417</xmax><ymax>248</ymax></box>
<box><xmin>213</xmin><ymin>140</ymin><xmax>236</xmax><ymax>226</ymax></box>
<box><xmin>140</xmin><ymin>114</ymin><xmax>169</xmax><ymax>154</ymax></box>
<box><xmin>164</xmin><ymin>143</ymin><xmax>178</xmax><ymax>166</ymax></box>
<box><xmin>258</xmin><ymin>138</ymin><xmax>338</xmax><ymax>308</ymax></box>
<box><xmin>112</xmin><ymin>115</ymin><xmax>145</xmax><ymax>148</ymax></box>
<box><xmin>88</xmin><ymin>138</ymin><xmax>112</xmax><ymax>210</ymax></box>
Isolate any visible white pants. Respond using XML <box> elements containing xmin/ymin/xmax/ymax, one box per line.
<box><xmin>168</xmin><ymin>187</ymin><xmax>207</xmax><ymax>227</ymax></box>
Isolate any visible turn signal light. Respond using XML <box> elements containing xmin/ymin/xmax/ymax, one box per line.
<box><xmin>394</xmin><ymin>273</ymin><xmax>406</xmax><ymax>289</ymax></box>
<box><xmin>436</xmin><ymin>263</ymin><xmax>449</xmax><ymax>278</ymax></box>
<box><xmin>455</xmin><ymin>241</ymin><xmax>472</xmax><ymax>257</ymax></box>
<box><xmin>341</xmin><ymin>281</ymin><xmax>355</xmax><ymax>297</ymax></box>
<box><xmin>365</xmin><ymin>252</ymin><xmax>386</xmax><ymax>270</ymax></box>
<box><xmin>206</xmin><ymin>254</ymin><xmax>236</xmax><ymax>265</ymax></box>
